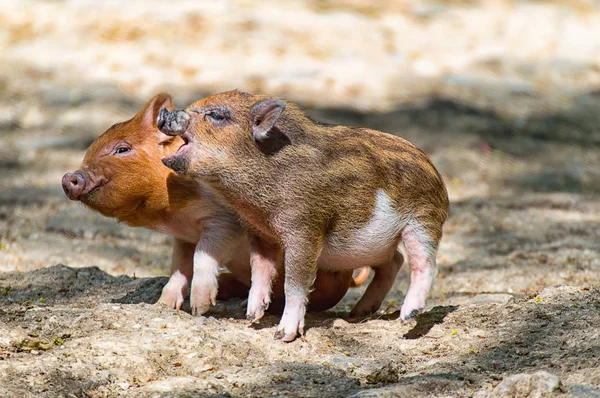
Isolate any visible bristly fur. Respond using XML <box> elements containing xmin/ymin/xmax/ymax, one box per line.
<box><xmin>160</xmin><ymin>90</ymin><xmax>449</xmax><ymax>341</ymax></box>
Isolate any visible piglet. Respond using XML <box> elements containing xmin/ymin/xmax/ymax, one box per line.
<box><xmin>159</xmin><ymin>90</ymin><xmax>449</xmax><ymax>341</ymax></box>
<box><xmin>62</xmin><ymin>94</ymin><xmax>369</xmax><ymax>314</ymax></box>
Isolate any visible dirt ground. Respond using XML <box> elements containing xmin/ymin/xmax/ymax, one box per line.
<box><xmin>1</xmin><ymin>1</ymin><xmax>600</xmax><ymax>397</ymax></box>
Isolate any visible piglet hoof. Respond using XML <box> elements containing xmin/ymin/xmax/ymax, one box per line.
<box><xmin>156</xmin><ymin>288</ymin><xmax>186</xmax><ymax>311</ymax></box>
<box><xmin>246</xmin><ymin>287</ymin><xmax>271</xmax><ymax>323</ymax></box>
<box><xmin>190</xmin><ymin>297</ymin><xmax>213</xmax><ymax>317</ymax></box>
<box><xmin>274</xmin><ymin>328</ymin><xmax>298</xmax><ymax>343</ymax></box>
<box><xmin>189</xmin><ymin>280</ymin><xmax>218</xmax><ymax>317</ymax></box>
<box><xmin>157</xmin><ymin>108</ymin><xmax>190</xmax><ymax>136</ymax></box>
<box><xmin>245</xmin><ymin>301</ymin><xmax>269</xmax><ymax>323</ymax></box>
<box><xmin>399</xmin><ymin>307</ymin><xmax>422</xmax><ymax>323</ymax></box>
<box><xmin>274</xmin><ymin>304</ymin><xmax>305</xmax><ymax>342</ymax></box>
<box><xmin>274</xmin><ymin>325</ymin><xmax>304</xmax><ymax>343</ymax></box>
<box><xmin>157</xmin><ymin>274</ymin><xmax>189</xmax><ymax>311</ymax></box>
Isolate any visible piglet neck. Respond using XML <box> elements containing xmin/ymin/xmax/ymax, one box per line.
<box><xmin>118</xmin><ymin>173</ymin><xmax>202</xmax><ymax>229</ymax></box>
<box><xmin>206</xmin><ymin>163</ymin><xmax>279</xmax><ymax>242</ymax></box>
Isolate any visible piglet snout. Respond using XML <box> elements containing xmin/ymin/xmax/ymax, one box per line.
<box><xmin>62</xmin><ymin>171</ymin><xmax>87</xmax><ymax>200</ymax></box>
<box><xmin>157</xmin><ymin>108</ymin><xmax>190</xmax><ymax>136</ymax></box>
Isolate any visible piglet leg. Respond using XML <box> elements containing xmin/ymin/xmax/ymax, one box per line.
<box><xmin>350</xmin><ymin>251</ymin><xmax>403</xmax><ymax>317</ymax></box>
<box><xmin>189</xmin><ymin>222</ymin><xmax>238</xmax><ymax>316</ymax></box>
<box><xmin>246</xmin><ymin>237</ymin><xmax>279</xmax><ymax>322</ymax></box>
<box><xmin>157</xmin><ymin>238</ymin><xmax>194</xmax><ymax>310</ymax></box>
<box><xmin>399</xmin><ymin>223</ymin><xmax>438</xmax><ymax>322</ymax></box>
<box><xmin>275</xmin><ymin>236</ymin><xmax>320</xmax><ymax>342</ymax></box>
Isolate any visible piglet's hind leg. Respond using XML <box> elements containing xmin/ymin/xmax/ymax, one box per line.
<box><xmin>350</xmin><ymin>251</ymin><xmax>403</xmax><ymax>317</ymax></box>
<box><xmin>400</xmin><ymin>223</ymin><xmax>438</xmax><ymax>322</ymax></box>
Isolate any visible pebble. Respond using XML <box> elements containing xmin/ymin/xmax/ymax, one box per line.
<box><xmin>474</xmin><ymin>371</ymin><xmax>561</xmax><ymax>398</ymax></box>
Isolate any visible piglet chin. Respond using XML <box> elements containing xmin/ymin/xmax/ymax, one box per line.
<box><xmin>162</xmin><ymin>152</ymin><xmax>190</xmax><ymax>174</ymax></box>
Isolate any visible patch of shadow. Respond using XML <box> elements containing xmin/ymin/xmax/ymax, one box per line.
<box><xmin>15</xmin><ymin>133</ymin><xmax>98</xmax><ymax>151</ymax></box>
<box><xmin>403</xmin><ymin>305</ymin><xmax>458</xmax><ymax>340</ymax></box>
<box><xmin>112</xmin><ymin>276</ymin><xmax>168</xmax><ymax>304</ymax></box>
<box><xmin>0</xmin><ymin>156</ymin><xmax>21</xmax><ymax>170</ymax></box>
<box><xmin>248</xmin><ymin>305</ymin><xmax>347</xmax><ymax>335</ymax></box>
<box><xmin>0</xmin><ymin>264</ymin><xmax>122</xmax><ymax>305</ymax></box>
<box><xmin>249</xmin><ymin>316</ymin><xmax>281</xmax><ymax>333</ymax></box>
<box><xmin>511</xmin><ymin>168</ymin><xmax>592</xmax><ymax>194</ymax></box>
<box><xmin>309</xmin><ymin>95</ymin><xmax>600</xmax><ymax>149</ymax></box>
<box><xmin>43</xmin><ymin>369</ymin><xmax>108</xmax><ymax>397</ymax></box>
<box><xmin>0</xmin><ymin>186</ymin><xmax>65</xmax><ymax>205</ymax></box>
<box><xmin>263</xmin><ymin>362</ymin><xmax>360</xmax><ymax>397</ymax></box>
<box><xmin>344</xmin><ymin>309</ymin><xmax>401</xmax><ymax>324</ymax></box>
<box><xmin>348</xmin><ymin>372</ymin><xmax>468</xmax><ymax>397</ymax></box>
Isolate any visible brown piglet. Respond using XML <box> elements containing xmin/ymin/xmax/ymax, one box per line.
<box><xmin>62</xmin><ymin>94</ymin><xmax>369</xmax><ymax>314</ymax></box>
<box><xmin>158</xmin><ymin>90</ymin><xmax>449</xmax><ymax>341</ymax></box>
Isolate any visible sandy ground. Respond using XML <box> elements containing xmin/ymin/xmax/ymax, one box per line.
<box><xmin>1</xmin><ymin>0</ymin><xmax>599</xmax><ymax>397</ymax></box>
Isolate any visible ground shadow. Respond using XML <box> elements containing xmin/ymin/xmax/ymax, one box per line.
<box><xmin>403</xmin><ymin>305</ymin><xmax>459</xmax><ymax>339</ymax></box>
<box><xmin>446</xmin><ymin>287</ymin><xmax>600</xmax><ymax>388</ymax></box>
<box><xmin>111</xmin><ymin>276</ymin><xmax>167</xmax><ymax>305</ymax></box>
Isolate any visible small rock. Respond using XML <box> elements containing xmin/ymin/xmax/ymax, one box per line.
<box><xmin>474</xmin><ymin>371</ymin><xmax>562</xmax><ymax>398</ymax></box>
<box><xmin>332</xmin><ymin>319</ymin><xmax>349</xmax><ymax>328</ymax></box>
<box><xmin>365</xmin><ymin>361</ymin><xmax>402</xmax><ymax>385</ymax></box>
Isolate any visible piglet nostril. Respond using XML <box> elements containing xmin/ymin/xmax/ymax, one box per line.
<box><xmin>158</xmin><ymin>109</ymin><xmax>190</xmax><ymax>136</ymax></box>
<box><xmin>62</xmin><ymin>171</ymin><xmax>87</xmax><ymax>200</ymax></box>
<box><xmin>157</xmin><ymin>108</ymin><xmax>168</xmax><ymax>130</ymax></box>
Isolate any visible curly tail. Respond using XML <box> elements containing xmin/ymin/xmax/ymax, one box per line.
<box><xmin>350</xmin><ymin>267</ymin><xmax>370</xmax><ymax>287</ymax></box>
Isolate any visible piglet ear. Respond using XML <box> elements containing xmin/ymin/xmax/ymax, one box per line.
<box><xmin>250</xmin><ymin>98</ymin><xmax>286</xmax><ymax>142</ymax></box>
<box><xmin>141</xmin><ymin>93</ymin><xmax>174</xmax><ymax>130</ymax></box>
<box><xmin>139</xmin><ymin>93</ymin><xmax>175</xmax><ymax>144</ymax></box>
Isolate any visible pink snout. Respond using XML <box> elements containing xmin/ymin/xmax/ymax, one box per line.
<box><xmin>62</xmin><ymin>171</ymin><xmax>87</xmax><ymax>200</ymax></box>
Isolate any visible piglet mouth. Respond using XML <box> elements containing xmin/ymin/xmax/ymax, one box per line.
<box><xmin>162</xmin><ymin>132</ymin><xmax>192</xmax><ymax>174</ymax></box>
<box><xmin>179</xmin><ymin>133</ymin><xmax>191</xmax><ymax>151</ymax></box>
<box><xmin>171</xmin><ymin>132</ymin><xmax>192</xmax><ymax>156</ymax></box>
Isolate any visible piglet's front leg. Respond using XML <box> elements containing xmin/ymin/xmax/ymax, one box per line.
<box><xmin>190</xmin><ymin>244</ymin><xmax>219</xmax><ymax>316</ymax></box>
<box><xmin>189</xmin><ymin>225</ymin><xmax>237</xmax><ymax>316</ymax></box>
<box><xmin>246</xmin><ymin>237</ymin><xmax>280</xmax><ymax>322</ymax></box>
<box><xmin>275</xmin><ymin>237</ymin><xmax>320</xmax><ymax>342</ymax></box>
<box><xmin>157</xmin><ymin>238</ymin><xmax>194</xmax><ymax>310</ymax></box>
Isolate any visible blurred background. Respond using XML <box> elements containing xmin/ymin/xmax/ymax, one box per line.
<box><xmin>1</xmin><ymin>0</ymin><xmax>599</xmax><ymax>304</ymax></box>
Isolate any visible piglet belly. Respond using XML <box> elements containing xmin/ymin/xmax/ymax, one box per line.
<box><xmin>318</xmin><ymin>189</ymin><xmax>407</xmax><ymax>271</ymax></box>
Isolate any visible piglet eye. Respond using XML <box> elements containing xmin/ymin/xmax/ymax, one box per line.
<box><xmin>114</xmin><ymin>146</ymin><xmax>131</xmax><ymax>155</ymax></box>
<box><xmin>206</xmin><ymin>111</ymin><xmax>225</xmax><ymax>121</ymax></box>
